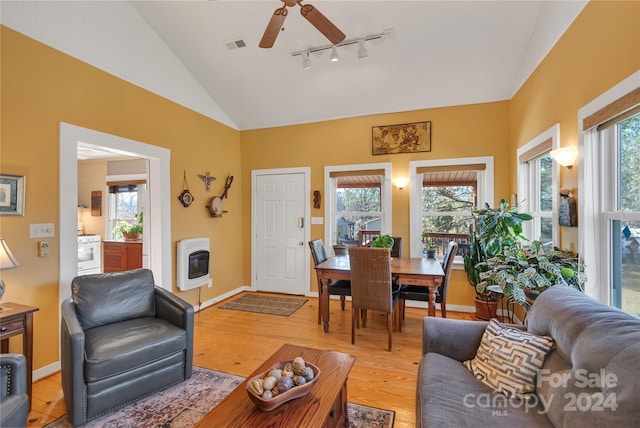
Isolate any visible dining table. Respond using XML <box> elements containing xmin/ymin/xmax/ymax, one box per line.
<box><xmin>314</xmin><ymin>255</ymin><xmax>445</xmax><ymax>333</ymax></box>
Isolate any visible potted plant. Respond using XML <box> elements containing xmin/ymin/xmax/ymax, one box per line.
<box><xmin>421</xmin><ymin>232</ymin><xmax>439</xmax><ymax>258</ymax></box>
<box><xmin>463</xmin><ymin>199</ymin><xmax>532</xmax><ymax>319</ymax></box>
<box><xmin>370</xmin><ymin>234</ymin><xmax>395</xmax><ymax>250</ymax></box>
<box><xmin>477</xmin><ymin>241</ymin><xmax>586</xmax><ymax>305</ymax></box>
<box><xmin>333</xmin><ymin>232</ymin><xmax>348</xmax><ymax>256</ymax></box>
<box><xmin>114</xmin><ymin>211</ymin><xmax>143</xmax><ymax>241</ymax></box>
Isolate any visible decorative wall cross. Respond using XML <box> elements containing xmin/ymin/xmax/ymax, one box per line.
<box><xmin>198</xmin><ymin>172</ymin><xmax>216</xmax><ymax>192</ymax></box>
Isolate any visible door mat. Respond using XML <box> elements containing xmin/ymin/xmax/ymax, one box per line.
<box><xmin>218</xmin><ymin>293</ymin><xmax>308</xmax><ymax>317</ymax></box>
<box><xmin>46</xmin><ymin>366</ymin><xmax>394</xmax><ymax>428</ymax></box>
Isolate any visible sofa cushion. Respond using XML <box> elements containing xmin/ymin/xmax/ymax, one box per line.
<box><xmin>526</xmin><ymin>286</ymin><xmax>640</xmax><ymax>426</ymax></box>
<box><xmin>464</xmin><ymin>319</ymin><xmax>553</xmax><ymax>399</ymax></box>
<box><xmin>83</xmin><ymin>317</ymin><xmax>186</xmax><ymax>382</ymax></box>
<box><xmin>72</xmin><ymin>269</ymin><xmax>156</xmax><ymax>330</ymax></box>
<box><xmin>418</xmin><ymin>352</ymin><xmax>553</xmax><ymax>428</ymax></box>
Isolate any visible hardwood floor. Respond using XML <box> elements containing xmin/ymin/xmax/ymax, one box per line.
<box><xmin>27</xmin><ymin>292</ymin><xmax>478</xmax><ymax>427</ymax></box>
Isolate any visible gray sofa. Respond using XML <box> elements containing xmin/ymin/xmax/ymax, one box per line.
<box><xmin>417</xmin><ymin>286</ymin><xmax>640</xmax><ymax>427</ymax></box>
<box><xmin>0</xmin><ymin>353</ymin><xmax>29</xmax><ymax>428</ymax></box>
<box><xmin>61</xmin><ymin>269</ymin><xmax>194</xmax><ymax>427</ymax></box>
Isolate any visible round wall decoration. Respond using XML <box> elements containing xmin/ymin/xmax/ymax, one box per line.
<box><xmin>178</xmin><ymin>171</ymin><xmax>194</xmax><ymax>207</ymax></box>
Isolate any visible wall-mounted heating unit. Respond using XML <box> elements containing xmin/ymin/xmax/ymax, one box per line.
<box><xmin>177</xmin><ymin>237</ymin><xmax>211</xmax><ymax>291</ymax></box>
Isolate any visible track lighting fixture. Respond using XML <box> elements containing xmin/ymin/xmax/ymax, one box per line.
<box><xmin>302</xmin><ymin>52</ymin><xmax>312</xmax><ymax>70</ymax></box>
<box><xmin>291</xmin><ymin>28</ymin><xmax>393</xmax><ymax>66</ymax></box>
<box><xmin>329</xmin><ymin>46</ymin><xmax>340</xmax><ymax>62</ymax></box>
<box><xmin>357</xmin><ymin>40</ymin><xmax>368</xmax><ymax>59</ymax></box>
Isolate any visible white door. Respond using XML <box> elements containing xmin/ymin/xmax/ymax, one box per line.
<box><xmin>255</xmin><ymin>172</ymin><xmax>306</xmax><ymax>294</ymax></box>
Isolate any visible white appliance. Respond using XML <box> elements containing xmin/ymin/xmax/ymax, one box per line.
<box><xmin>78</xmin><ymin>234</ymin><xmax>101</xmax><ymax>276</ymax></box>
<box><xmin>177</xmin><ymin>238</ymin><xmax>211</xmax><ymax>290</ymax></box>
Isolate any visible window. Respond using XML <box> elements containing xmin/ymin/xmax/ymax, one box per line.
<box><xmin>106</xmin><ymin>180</ymin><xmax>146</xmax><ymax>240</ymax></box>
<box><xmin>517</xmin><ymin>125</ymin><xmax>559</xmax><ymax>248</ymax></box>
<box><xmin>580</xmin><ymin>75</ymin><xmax>640</xmax><ymax>315</ymax></box>
<box><xmin>603</xmin><ymin>111</ymin><xmax>640</xmax><ymax>316</ymax></box>
<box><xmin>410</xmin><ymin>157</ymin><xmax>494</xmax><ymax>258</ymax></box>
<box><xmin>325</xmin><ymin>164</ymin><xmax>392</xmax><ymax>254</ymax></box>
<box><xmin>420</xmin><ymin>171</ymin><xmax>476</xmax><ymax>256</ymax></box>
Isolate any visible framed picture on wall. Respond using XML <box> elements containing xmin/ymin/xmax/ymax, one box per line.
<box><xmin>0</xmin><ymin>174</ymin><xmax>25</xmax><ymax>216</ymax></box>
<box><xmin>372</xmin><ymin>121</ymin><xmax>432</xmax><ymax>155</ymax></box>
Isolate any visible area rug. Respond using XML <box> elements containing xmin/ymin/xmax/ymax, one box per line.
<box><xmin>46</xmin><ymin>367</ymin><xmax>394</xmax><ymax>428</ymax></box>
<box><xmin>218</xmin><ymin>294</ymin><xmax>308</xmax><ymax>317</ymax></box>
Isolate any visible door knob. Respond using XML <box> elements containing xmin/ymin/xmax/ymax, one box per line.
<box><xmin>298</xmin><ymin>241</ymin><xmax>304</xmax><ymax>246</ymax></box>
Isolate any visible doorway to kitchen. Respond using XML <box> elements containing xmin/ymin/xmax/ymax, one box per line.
<box><xmin>59</xmin><ymin>123</ymin><xmax>171</xmax><ymax>312</ymax></box>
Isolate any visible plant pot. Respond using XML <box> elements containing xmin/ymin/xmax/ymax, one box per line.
<box><xmin>426</xmin><ymin>249</ymin><xmax>436</xmax><ymax>259</ymax></box>
<box><xmin>474</xmin><ymin>297</ymin><xmax>499</xmax><ymax>320</ymax></box>
<box><xmin>122</xmin><ymin>232</ymin><xmax>141</xmax><ymax>241</ymax></box>
<box><xmin>524</xmin><ymin>289</ymin><xmax>541</xmax><ymax>301</ymax></box>
<box><xmin>333</xmin><ymin>244</ymin><xmax>348</xmax><ymax>256</ymax></box>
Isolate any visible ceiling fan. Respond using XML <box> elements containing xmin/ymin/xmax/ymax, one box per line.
<box><xmin>259</xmin><ymin>0</ymin><xmax>346</xmax><ymax>48</ymax></box>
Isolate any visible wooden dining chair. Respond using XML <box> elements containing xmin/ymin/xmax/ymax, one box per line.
<box><xmin>309</xmin><ymin>239</ymin><xmax>351</xmax><ymax>324</ymax></box>
<box><xmin>391</xmin><ymin>237</ymin><xmax>402</xmax><ymax>258</ymax></box>
<box><xmin>399</xmin><ymin>241</ymin><xmax>457</xmax><ymax>319</ymax></box>
<box><xmin>348</xmin><ymin>247</ymin><xmax>401</xmax><ymax>351</ymax></box>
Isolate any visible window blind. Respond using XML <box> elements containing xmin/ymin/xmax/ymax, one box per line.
<box><xmin>583</xmin><ymin>87</ymin><xmax>640</xmax><ymax>131</ymax></box>
<box><xmin>518</xmin><ymin>138</ymin><xmax>553</xmax><ymax>163</ymax></box>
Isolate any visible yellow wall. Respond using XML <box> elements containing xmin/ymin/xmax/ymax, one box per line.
<box><xmin>0</xmin><ymin>27</ymin><xmax>245</xmax><ymax>371</ymax></box>
<box><xmin>1</xmin><ymin>0</ymin><xmax>638</xmax><ymax>373</ymax></box>
<box><xmin>77</xmin><ymin>159</ymin><xmax>108</xmax><ymax>238</ymax></box>
<box><xmin>509</xmin><ymin>0</ymin><xmax>640</xmax><ymax>251</ymax></box>
<box><xmin>240</xmin><ymin>101</ymin><xmax>512</xmax><ymax>307</ymax></box>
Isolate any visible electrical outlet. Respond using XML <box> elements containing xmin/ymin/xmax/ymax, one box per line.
<box><xmin>38</xmin><ymin>240</ymin><xmax>50</xmax><ymax>257</ymax></box>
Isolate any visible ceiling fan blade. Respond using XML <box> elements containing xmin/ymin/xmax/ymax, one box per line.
<box><xmin>259</xmin><ymin>7</ymin><xmax>288</xmax><ymax>48</ymax></box>
<box><xmin>299</xmin><ymin>3</ymin><xmax>346</xmax><ymax>45</ymax></box>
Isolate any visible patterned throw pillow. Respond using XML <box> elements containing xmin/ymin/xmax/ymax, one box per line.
<box><xmin>463</xmin><ymin>319</ymin><xmax>554</xmax><ymax>398</ymax></box>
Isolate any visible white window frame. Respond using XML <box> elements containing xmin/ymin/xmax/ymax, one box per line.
<box><xmin>578</xmin><ymin>70</ymin><xmax>640</xmax><ymax>305</ymax></box>
<box><xmin>601</xmin><ymin>115</ymin><xmax>640</xmax><ymax>311</ymax></box>
<box><xmin>324</xmin><ymin>163</ymin><xmax>392</xmax><ymax>255</ymax></box>
<box><xmin>409</xmin><ymin>156</ymin><xmax>494</xmax><ymax>260</ymax></box>
<box><xmin>517</xmin><ymin>124</ymin><xmax>560</xmax><ymax>248</ymax></box>
<box><xmin>104</xmin><ymin>173</ymin><xmax>147</xmax><ymax>241</ymax></box>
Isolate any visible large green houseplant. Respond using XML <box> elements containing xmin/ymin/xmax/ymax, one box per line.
<box><xmin>463</xmin><ymin>199</ymin><xmax>532</xmax><ymax>319</ymax></box>
<box><xmin>477</xmin><ymin>241</ymin><xmax>586</xmax><ymax>304</ymax></box>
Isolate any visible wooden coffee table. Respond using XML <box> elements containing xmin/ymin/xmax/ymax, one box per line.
<box><xmin>197</xmin><ymin>343</ymin><xmax>356</xmax><ymax>427</ymax></box>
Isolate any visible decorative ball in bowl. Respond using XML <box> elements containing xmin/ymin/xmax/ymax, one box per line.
<box><xmin>246</xmin><ymin>357</ymin><xmax>321</xmax><ymax>411</ymax></box>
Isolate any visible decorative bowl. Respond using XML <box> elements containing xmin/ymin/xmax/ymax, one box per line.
<box><xmin>246</xmin><ymin>360</ymin><xmax>321</xmax><ymax>411</ymax></box>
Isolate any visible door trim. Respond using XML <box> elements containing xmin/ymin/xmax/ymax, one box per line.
<box><xmin>251</xmin><ymin>167</ymin><xmax>311</xmax><ymax>295</ymax></box>
<box><xmin>59</xmin><ymin>122</ymin><xmax>171</xmax><ymax>309</ymax></box>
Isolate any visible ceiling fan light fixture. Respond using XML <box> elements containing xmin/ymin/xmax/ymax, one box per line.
<box><xmin>302</xmin><ymin>52</ymin><xmax>312</xmax><ymax>70</ymax></box>
<box><xmin>330</xmin><ymin>45</ymin><xmax>340</xmax><ymax>62</ymax></box>
<box><xmin>357</xmin><ymin>40</ymin><xmax>368</xmax><ymax>59</ymax></box>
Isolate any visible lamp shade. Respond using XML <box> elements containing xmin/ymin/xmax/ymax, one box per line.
<box><xmin>393</xmin><ymin>178</ymin><xmax>409</xmax><ymax>189</ymax></box>
<box><xmin>0</xmin><ymin>238</ymin><xmax>20</xmax><ymax>270</ymax></box>
<box><xmin>549</xmin><ymin>146</ymin><xmax>578</xmax><ymax>168</ymax></box>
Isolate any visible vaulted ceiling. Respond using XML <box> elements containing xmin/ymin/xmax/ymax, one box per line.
<box><xmin>1</xmin><ymin>1</ymin><xmax>587</xmax><ymax>131</ymax></box>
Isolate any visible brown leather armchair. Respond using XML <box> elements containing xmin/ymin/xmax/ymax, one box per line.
<box><xmin>61</xmin><ymin>269</ymin><xmax>193</xmax><ymax>427</ymax></box>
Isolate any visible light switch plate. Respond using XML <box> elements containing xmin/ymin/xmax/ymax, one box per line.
<box><xmin>30</xmin><ymin>223</ymin><xmax>55</xmax><ymax>238</ymax></box>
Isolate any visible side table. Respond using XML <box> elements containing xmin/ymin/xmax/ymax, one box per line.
<box><xmin>0</xmin><ymin>302</ymin><xmax>39</xmax><ymax>408</ymax></box>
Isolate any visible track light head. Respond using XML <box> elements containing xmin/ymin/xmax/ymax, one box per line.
<box><xmin>330</xmin><ymin>45</ymin><xmax>340</xmax><ymax>62</ymax></box>
<box><xmin>302</xmin><ymin>52</ymin><xmax>312</xmax><ymax>70</ymax></box>
<box><xmin>357</xmin><ymin>40</ymin><xmax>368</xmax><ymax>59</ymax></box>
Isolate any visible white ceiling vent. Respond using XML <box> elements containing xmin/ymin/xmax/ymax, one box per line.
<box><xmin>224</xmin><ymin>39</ymin><xmax>247</xmax><ymax>50</ymax></box>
